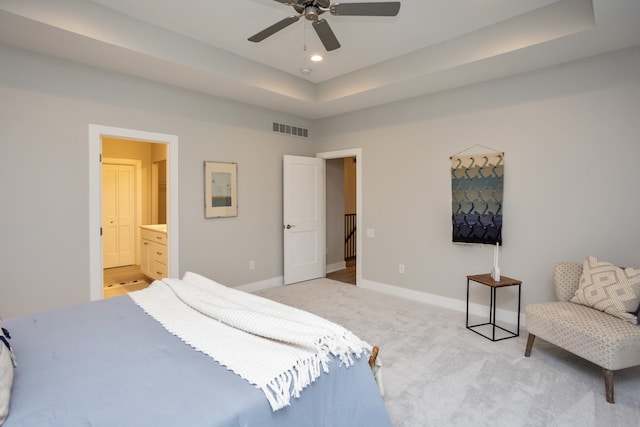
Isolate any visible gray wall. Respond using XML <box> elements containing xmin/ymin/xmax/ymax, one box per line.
<box><xmin>1</xmin><ymin>42</ymin><xmax>639</xmax><ymax>318</ymax></box>
<box><xmin>0</xmin><ymin>44</ymin><xmax>314</xmax><ymax>317</ymax></box>
<box><xmin>315</xmin><ymin>45</ymin><xmax>640</xmax><ymax>308</ymax></box>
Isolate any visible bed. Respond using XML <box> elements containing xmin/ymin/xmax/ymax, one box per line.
<box><xmin>1</xmin><ymin>273</ymin><xmax>391</xmax><ymax>427</ymax></box>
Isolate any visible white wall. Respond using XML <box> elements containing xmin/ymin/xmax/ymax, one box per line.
<box><xmin>315</xmin><ymin>46</ymin><xmax>640</xmax><ymax>310</ymax></box>
<box><xmin>2</xmin><ymin>41</ymin><xmax>639</xmax><ymax>318</ymax></box>
<box><xmin>0</xmin><ymin>44</ymin><xmax>314</xmax><ymax>317</ymax></box>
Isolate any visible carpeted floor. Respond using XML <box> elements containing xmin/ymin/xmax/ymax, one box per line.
<box><xmin>255</xmin><ymin>278</ymin><xmax>640</xmax><ymax>427</ymax></box>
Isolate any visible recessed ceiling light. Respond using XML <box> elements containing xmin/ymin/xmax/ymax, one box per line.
<box><xmin>310</xmin><ymin>54</ymin><xmax>323</xmax><ymax>62</ymax></box>
<box><xmin>299</xmin><ymin>68</ymin><xmax>312</xmax><ymax>74</ymax></box>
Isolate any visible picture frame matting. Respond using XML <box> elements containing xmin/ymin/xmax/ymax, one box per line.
<box><xmin>204</xmin><ymin>161</ymin><xmax>238</xmax><ymax>218</ymax></box>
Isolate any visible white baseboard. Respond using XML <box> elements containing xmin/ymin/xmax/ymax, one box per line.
<box><xmin>236</xmin><ymin>275</ymin><xmax>525</xmax><ymax>327</ymax></box>
<box><xmin>359</xmin><ymin>279</ymin><xmax>526</xmax><ymax>327</ymax></box>
<box><xmin>236</xmin><ymin>276</ymin><xmax>283</xmax><ymax>293</ymax></box>
<box><xmin>326</xmin><ymin>261</ymin><xmax>346</xmax><ymax>274</ymax></box>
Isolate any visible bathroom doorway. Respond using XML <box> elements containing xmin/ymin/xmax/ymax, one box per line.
<box><xmin>101</xmin><ymin>138</ymin><xmax>167</xmax><ymax>297</ymax></box>
<box><xmin>88</xmin><ymin>124</ymin><xmax>179</xmax><ymax>301</ymax></box>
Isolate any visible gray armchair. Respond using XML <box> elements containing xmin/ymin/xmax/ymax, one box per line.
<box><xmin>525</xmin><ymin>262</ymin><xmax>640</xmax><ymax>403</ymax></box>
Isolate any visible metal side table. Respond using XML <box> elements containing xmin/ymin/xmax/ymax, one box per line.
<box><xmin>466</xmin><ymin>274</ymin><xmax>522</xmax><ymax>341</ymax></box>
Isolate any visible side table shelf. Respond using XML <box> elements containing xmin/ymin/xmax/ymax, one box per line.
<box><xmin>466</xmin><ymin>274</ymin><xmax>522</xmax><ymax>342</ymax></box>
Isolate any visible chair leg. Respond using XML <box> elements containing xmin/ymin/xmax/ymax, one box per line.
<box><xmin>604</xmin><ymin>369</ymin><xmax>614</xmax><ymax>404</ymax></box>
<box><xmin>524</xmin><ymin>333</ymin><xmax>536</xmax><ymax>357</ymax></box>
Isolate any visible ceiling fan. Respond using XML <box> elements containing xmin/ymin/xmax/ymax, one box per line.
<box><xmin>248</xmin><ymin>1</ymin><xmax>401</xmax><ymax>52</ymax></box>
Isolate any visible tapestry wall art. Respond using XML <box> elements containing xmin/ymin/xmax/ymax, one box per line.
<box><xmin>451</xmin><ymin>152</ymin><xmax>503</xmax><ymax>245</ymax></box>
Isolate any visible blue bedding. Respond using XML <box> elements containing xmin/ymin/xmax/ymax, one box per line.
<box><xmin>3</xmin><ymin>296</ymin><xmax>391</xmax><ymax>427</ymax></box>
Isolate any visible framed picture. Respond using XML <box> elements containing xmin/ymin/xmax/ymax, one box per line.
<box><xmin>204</xmin><ymin>161</ymin><xmax>238</xmax><ymax>218</ymax></box>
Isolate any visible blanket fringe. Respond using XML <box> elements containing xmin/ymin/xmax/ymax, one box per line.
<box><xmin>262</xmin><ymin>352</ymin><xmax>326</xmax><ymax>410</ymax></box>
<box><xmin>262</xmin><ymin>338</ymin><xmax>364</xmax><ymax>411</ymax></box>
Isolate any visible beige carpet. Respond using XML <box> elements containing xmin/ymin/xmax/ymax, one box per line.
<box><xmin>255</xmin><ymin>278</ymin><xmax>640</xmax><ymax>427</ymax></box>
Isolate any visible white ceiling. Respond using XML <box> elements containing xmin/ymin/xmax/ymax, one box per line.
<box><xmin>0</xmin><ymin>0</ymin><xmax>639</xmax><ymax>119</ymax></box>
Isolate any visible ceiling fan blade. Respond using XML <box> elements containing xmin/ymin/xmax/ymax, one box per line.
<box><xmin>248</xmin><ymin>15</ymin><xmax>301</xmax><ymax>42</ymax></box>
<box><xmin>312</xmin><ymin>19</ymin><xmax>341</xmax><ymax>51</ymax></box>
<box><xmin>273</xmin><ymin>0</ymin><xmax>297</xmax><ymax>4</ymax></box>
<box><xmin>330</xmin><ymin>2</ymin><xmax>401</xmax><ymax>16</ymax></box>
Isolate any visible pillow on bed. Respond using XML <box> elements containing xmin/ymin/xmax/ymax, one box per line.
<box><xmin>570</xmin><ymin>256</ymin><xmax>640</xmax><ymax>324</ymax></box>
<box><xmin>1</xmin><ymin>323</ymin><xmax>14</xmax><ymax>426</ymax></box>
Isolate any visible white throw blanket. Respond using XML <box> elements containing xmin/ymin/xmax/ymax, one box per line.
<box><xmin>129</xmin><ymin>272</ymin><xmax>371</xmax><ymax>410</ymax></box>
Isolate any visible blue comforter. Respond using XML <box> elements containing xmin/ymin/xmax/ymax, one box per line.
<box><xmin>3</xmin><ymin>296</ymin><xmax>391</xmax><ymax>427</ymax></box>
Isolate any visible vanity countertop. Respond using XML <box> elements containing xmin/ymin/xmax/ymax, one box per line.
<box><xmin>140</xmin><ymin>224</ymin><xmax>167</xmax><ymax>233</ymax></box>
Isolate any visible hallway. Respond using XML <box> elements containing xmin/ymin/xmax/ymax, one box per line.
<box><xmin>326</xmin><ymin>259</ymin><xmax>356</xmax><ymax>285</ymax></box>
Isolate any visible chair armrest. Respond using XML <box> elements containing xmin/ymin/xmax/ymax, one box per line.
<box><xmin>553</xmin><ymin>262</ymin><xmax>583</xmax><ymax>301</ymax></box>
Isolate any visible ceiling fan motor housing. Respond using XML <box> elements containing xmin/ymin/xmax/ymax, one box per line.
<box><xmin>294</xmin><ymin>1</ymin><xmax>327</xmax><ymax>21</ymax></box>
<box><xmin>306</xmin><ymin>6</ymin><xmax>322</xmax><ymax>20</ymax></box>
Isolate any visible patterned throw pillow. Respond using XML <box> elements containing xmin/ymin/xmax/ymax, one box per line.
<box><xmin>1</xmin><ymin>323</ymin><xmax>14</xmax><ymax>425</ymax></box>
<box><xmin>571</xmin><ymin>256</ymin><xmax>640</xmax><ymax>324</ymax></box>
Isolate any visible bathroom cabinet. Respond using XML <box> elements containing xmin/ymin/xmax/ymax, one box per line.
<box><xmin>140</xmin><ymin>225</ymin><xmax>167</xmax><ymax>280</ymax></box>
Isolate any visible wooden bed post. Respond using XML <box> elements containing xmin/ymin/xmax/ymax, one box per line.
<box><xmin>368</xmin><ymin>346</ymin><xmax>379</xmax><ymax>368</ymax></box>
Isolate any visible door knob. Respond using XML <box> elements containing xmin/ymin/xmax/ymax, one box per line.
<box><xmin>285</xmin><ymin>224</ymin><xmax>295</xmax><ymax>229</ymax></box>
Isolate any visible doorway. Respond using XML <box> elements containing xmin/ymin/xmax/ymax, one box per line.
<box><xmin>101</xmin><ymin>139</ymin><xmax>166</xmax><ymax>296</ymax></box>
<box><xmin>317</xmin><ymin>149</ymin><xmax>362</xmax><ymax>286</ymax></box>
<box><xmin>326</xmin><ymin>157</ymin><xmax>357</xmax><ymax>285</ymax></box>
<box><xmin>89</xmin><ymin>124</ymin><xmax>179</xmax><ymax>301</ymax></box>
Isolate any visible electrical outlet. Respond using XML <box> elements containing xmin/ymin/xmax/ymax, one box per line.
<box><xmin>249</xmin><ymin>260</ymin><xmax>255</xmax><ymax>270</ymax></box>
<box><xmin>399</xmin><ymin>264</ymin><xmax>405</xmax><ymax>274</ymax></box>
<box><xmin>367</xmin><ymin>229</ymin><xmax>375</xmax><ymax>238</ymax></box>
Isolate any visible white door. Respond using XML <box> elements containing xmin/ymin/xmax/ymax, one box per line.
<box><xmin>283</xmin><ymin>155</ymin><xmax>326</xmax><ymax>285</ymax></box>
<box><xmin>102</xmin><ymin>163</ymin><xmax>136</xmax><ymax>268</ymax></box>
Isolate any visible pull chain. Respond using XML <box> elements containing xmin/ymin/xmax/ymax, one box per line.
<box><xmin>303</xmin><ymin>20</ymin><xmax>307</xmax><ymax>52</ymax></box>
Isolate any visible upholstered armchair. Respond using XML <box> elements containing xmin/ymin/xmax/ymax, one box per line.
<box><xmin>525</xmin><ymin>261</ymin><xmax>640</xmax><ymax>403</ymax></box>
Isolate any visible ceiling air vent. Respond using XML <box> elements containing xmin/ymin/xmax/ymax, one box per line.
<box><xmin>273</xmin><ymin>122</ymin><xmax>308</xmax><ymax>138</ymax></box>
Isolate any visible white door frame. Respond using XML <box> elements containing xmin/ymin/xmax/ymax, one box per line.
<box><xmin>316</xmin><ymin>148</ymin><xmax>362</xmax><ymax>286</ymax></box>
<box><xmin>89</xmin><ymin>124</ymin><xmax>179</xmax><ymax>300</ymax></box>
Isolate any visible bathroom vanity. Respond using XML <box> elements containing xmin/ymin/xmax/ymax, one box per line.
<box><xmin>140</xmin><ymin>224</ymin><xmax>167</xmax><ymax>280</ymax></box>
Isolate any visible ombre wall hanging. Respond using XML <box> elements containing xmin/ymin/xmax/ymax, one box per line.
<box><xmin>451</xmin><ymin>147</ymin><xmax>504</xmax><ymax>245</ymax></box>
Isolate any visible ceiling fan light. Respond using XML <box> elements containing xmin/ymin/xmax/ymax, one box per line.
<box><xmin>310</xmin><ymin>54</ymin><xmax>323</xmax><ymax>62</ymax></box>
